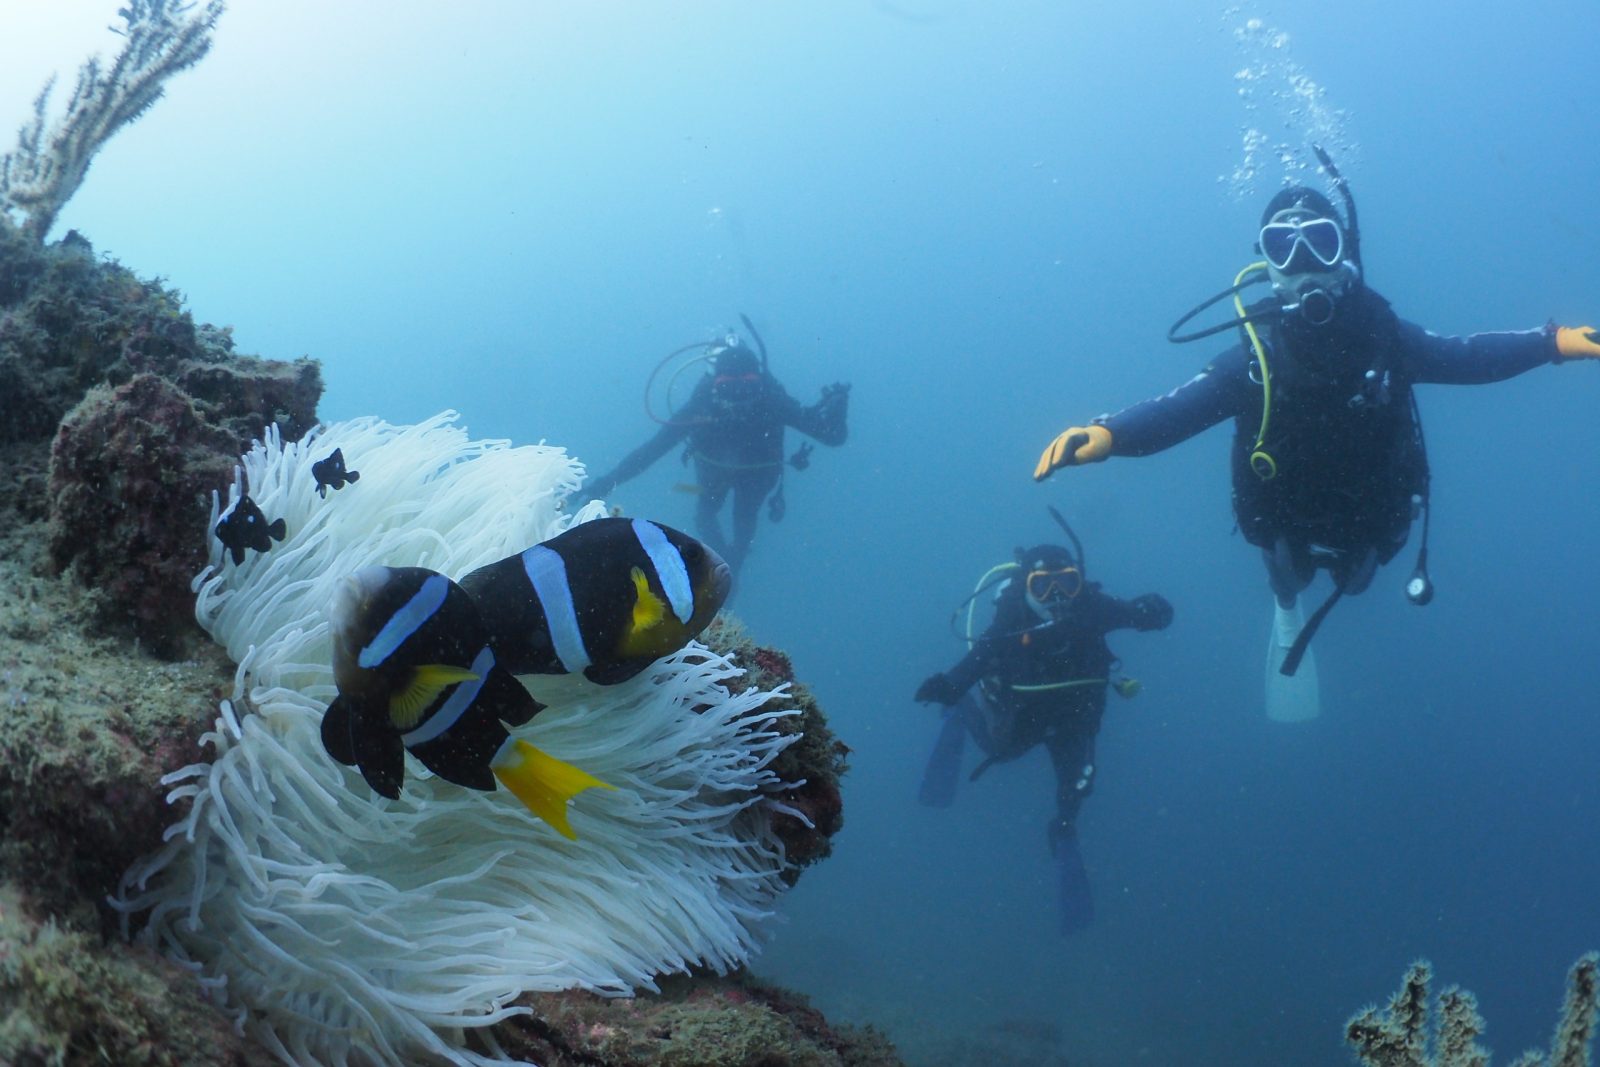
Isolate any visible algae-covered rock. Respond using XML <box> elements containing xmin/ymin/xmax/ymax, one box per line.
<box><xmin>0</xmin><ymin>217</ymin><xmax>323</xmax><ymax>655</ymax></box>
<box><xmin>0</xmin><ymin>884</ymin><xmax>276</xmax><ymax>1067</ymax></box>
<box><xmin>705</xmin><ymin>616</ymin><xmax>849</xmax><ymax>879</ymax></box>
<box><xmin>490</xmin><ymin>973</ymin><xmax>900</xmax><ymax>1067</ymax></box>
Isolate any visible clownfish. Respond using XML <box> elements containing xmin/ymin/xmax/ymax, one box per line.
<box><xmin>324</xmin><ymin>565</ymin><xmax>611</xmax><ymax>838</ymax></box>
<box><xmin>458</xmin><ymin>517</ymin><xmax>731</xmax><ymax>685</ymax></box>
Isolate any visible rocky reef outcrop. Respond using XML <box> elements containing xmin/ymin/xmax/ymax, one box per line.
<box><xmin>0</xmin><ymin>217</ymin><xmax>321</xmax><ymax>655</ymax></box>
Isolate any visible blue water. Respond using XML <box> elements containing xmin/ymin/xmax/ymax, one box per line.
<box><xmin>7</xmin><ymin>1</ymin><xmax>1599</xmax><ymax>1063</ymax></box>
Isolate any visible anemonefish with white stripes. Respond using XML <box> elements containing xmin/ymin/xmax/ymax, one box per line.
<box><xmin>458</xmin><ymin>516</ymin><xmax>732</xmax><ymax>685</ymax></box>
<box><xmin>324</xmin><ymin>565</ymin><xmax>612</xmax><ymax>839</ymax></box>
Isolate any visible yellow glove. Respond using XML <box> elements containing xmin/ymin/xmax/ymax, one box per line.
<box><xmin>1033</xmin><ymin>424</ymin><xmax>1112</xmax><ymax>481</ymax></box>
<box><xmin>1556</xmin><ymin>326</ymin><xmax>1600</xmax><ymax>360</ymax></box>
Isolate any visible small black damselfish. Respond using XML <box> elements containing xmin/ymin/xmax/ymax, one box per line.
<box><xmin>214</xmin><ymin>493</ymin><xmax>286</xmax><ymax>565</ymax></box>
<box><xmin>312</xmin><ymin>447</ymin><xmax>360</xmax><ymax>498</ymax></box>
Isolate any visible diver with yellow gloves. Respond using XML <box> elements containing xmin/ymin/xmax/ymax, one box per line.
<box><xmin>587</xmin><ymin>317</ymin><xmax>849</xmax><ymax>578</ymax></box>
<box><xmin>1033</xmin><ymin>149</ymin><xmax>1600</xmax><ymax>723</ymax></box>
<box><xmin>913</xmin><ymin>512</ymin><xmax>1173</xmax><ymax>935</ymax></box>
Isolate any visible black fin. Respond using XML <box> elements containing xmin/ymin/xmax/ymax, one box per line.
<box><xmin>320</xmin><ymin>696</ymin><xmax>357</xmax><ymax>765</ymax></box>
<box><xmin>346</xmin><ymin>469</ymin><xmax>360</xmax><ymax>484</ymax></box>
<box><xmin>484</xmin><ymin>665</ymin><xmax>543</xmax><ymax>727</ymax></box>
<box><xmin>408</xmin><ymin>715</ymin><xmax>504</xmax><ymax>791</ymax></box>
<box><xmin>268</xmin><ymin>517</ymin><xmax>287</xmax><ymax>542</ymax></box>
<box><xmin>353</xmin><ymin>725</ymin><xmax>406</xmax><ymax>799</ymax></box>
<box><xmin>583</xmin><ymin>658</ymin><xmax>650</xmax><ymax>686</ymax></box>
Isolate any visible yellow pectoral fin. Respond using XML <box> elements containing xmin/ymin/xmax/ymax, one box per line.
<box><xmin>630</xmin><ymin>566</ymin><xmax>665</xmax><ymax>632</ymax></box>
<box><xmin>389</xmin><ymin>664</ymin><xmax>479</xmax><ymax>730</ymax></box>
<box><xmin>491</xmin><ymin>738</ymin><xmax>615</xmax><ymax>840</ymax></box>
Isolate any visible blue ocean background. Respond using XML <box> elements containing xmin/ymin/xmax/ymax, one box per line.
<box><xmin>6</xmin><ymin>1</ymin><xmax>1598</xmax><ymax>1063</ymax></box>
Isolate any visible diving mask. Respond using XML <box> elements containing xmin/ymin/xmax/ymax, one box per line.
<box><xmin>1261</xmin><ymin>212</ymin><xmax>1356</xmax><ymax>326</ymax></box>
<box><xmin>1025</xmin><ymin>566</ymin><xmax>1082</xmax><ymax>605</ymax></box>
<box><xmin>1259</xmin><ymin>216</ymin><xmax>1344</xmax><ymax>271</ymax></box>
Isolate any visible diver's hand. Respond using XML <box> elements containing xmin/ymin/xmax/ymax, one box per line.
<box><xmin>820</xmin><ymin>382</ymin><xmax>851</xmax><ymax>410</ymax></box>
<box><xmin>1129</xmin><ymin>593</ymin><xmax>1174</xmax><ymax>631</ymax></box>
<box><xmin>915</xmin><ymin>672</ymin><xmax>962</xmax><ymax>706</ymax></box>
<box><xmin>1033</xmin><ymin>424</ymin><xmax>1112</xmax><ymax>481</ymax></box>
<box><xmin>1556</xmin><ymin>325</ymin><xmax>1600</xmax><ymax>360</ymax></box>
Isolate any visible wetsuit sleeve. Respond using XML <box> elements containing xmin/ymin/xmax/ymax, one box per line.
<box><xmin>1399</xmin><ymin>320</ymin><xmax>1559</xmax><ymax>384</ymax></box>
<box><xmin>782</xmin><ymin>383</ymin><xmax>850</xmax><ymax>445</ymax></box>
<box><xmin>1097</xmin><ymin>348</ymin><xmax>1253</xmax><ymax>456</ymax></box>
<box><xmin>940</xmin><ymin>635</ymin><xmax>999</xmax><ymax>696</ymax></box>
<box><xmin>592</xmin><ymin>401</ymin><xmax>696</xmax><ymax>490</ymax></box>
<box><xmin>1090</xmin><ymin>591</ymin><xmax>1173</xmax><ymax>633</ymax></box>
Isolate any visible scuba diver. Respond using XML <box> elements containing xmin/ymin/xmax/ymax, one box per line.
<box><xmin>913</xmin><ymin>512</ymin><xmax>1173</xmax><ymax>935</ymax></box>
<box><xmin>586</xmin><ymin>317</ymin><xmax>850</xmax><ymax>577</ymax></box>
<box><xmin>1032</xmin><ymin>148</ymin><xmax>1600</xmax><ymax>722</ymax></box>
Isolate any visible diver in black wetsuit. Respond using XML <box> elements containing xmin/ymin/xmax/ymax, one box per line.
<box><xmin>914</xmin><ymin>535</ymin><xmax>1173</xmax><ymax>934</ymax></box>
<box><xmin>1032</xmin><ymin>157</ymin><xmax>1600</xmax><ymax>711</ymax></box>
<box><xmin>587</xmin><ymin>339</ymin><xmax>849</xmax><ymax>576</ymax></box>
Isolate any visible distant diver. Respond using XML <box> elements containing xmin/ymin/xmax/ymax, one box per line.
<box><xmin>1032</xmin><ymin>146</ymin><xmax>1600</xmax><ymax>722</ymax></box>
<box><xmin>586</xmin><ymin>314</ymin><xmax>850</xmax><ymax>576</ymax></box>
<box><xmin>914</xmin><ymin>511</ymin><xmax>1173</xmax><ymax>934</ymax></box>
<box><xmin>214</xmin><ymin>493</ymin><xmax>286</xmax><ymax>565</ymax></box>
<box><xmin>312</xmin><ymin>447</ymin><xmax>360</xmax><ymax>498</ymax></box>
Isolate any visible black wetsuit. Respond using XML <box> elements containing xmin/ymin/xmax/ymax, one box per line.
<box><xmin>936</xmin><ymin>585</ymin><xmax>1170</xmax><ymax>835</ymax></box>
<box><xmin>1100</xmin><ymin>285</ymin><xmax>1558</xmax><ymax>592</ymax></box>
<box><xmin>595</xmin><ymin>375</ymin><xmax>847</xmax><ymax>572</ymax></box>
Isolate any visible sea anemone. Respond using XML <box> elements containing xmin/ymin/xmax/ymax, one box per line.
<box><xmin>115</xmin><ymin>413</ymin><xmax>803</xmax><ymax>1066</ymax></box>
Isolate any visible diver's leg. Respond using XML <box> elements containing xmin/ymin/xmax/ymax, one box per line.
<box><xmin>693</xmin><ymin>464</ymin><xmax>732</xmax><ymax>559</ymax></box>
<box><xmin>1045</xmin><ymin>730</ymin><xmax>1097</xmax><ymax>934</ymax></box>
<box><xmin>725</xmin><ymin>470</ymin><xmax>775</xmax><ymax>575</ymax></box>
<box><xmin>1334</xmin><ymin>545</ymin><xmax>1379</xmax><ymax>595</ymax></box>
<box><xmin>1263</xmin><ymin>537</ymin><xmax>1314</xmax><ymax>609</ymax></box>
<box><xmin>917</xmin><ymin>694</ymin><xmax>980</xmax><ymax>808</ymax></box>
<box><xmin>1264</xmin><ymin>536</ymin><xmax>1322</xmax><ymax>722</ymax></box>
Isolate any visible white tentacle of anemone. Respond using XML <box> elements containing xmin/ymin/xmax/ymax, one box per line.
<box><xmin>113</xmin><ymin>412</ymin><xmax>799</xmax><ymax>1067</ymax></box>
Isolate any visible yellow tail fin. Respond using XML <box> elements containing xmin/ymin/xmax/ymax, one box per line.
<box><xmin>491</xmin><ymin>738</ymin><xmax>614</xmax><ymax>840</ymax></box>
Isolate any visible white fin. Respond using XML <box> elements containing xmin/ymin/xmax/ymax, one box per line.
<box><xmin>1266</xmin><ymin>598</ymin><xmax>1321</xmax><ymax>722</ymax></box>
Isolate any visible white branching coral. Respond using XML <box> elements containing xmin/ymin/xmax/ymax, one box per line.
<box><xmin>1</xmin><ymin>0</ymin><xmax>224</xmax><ymax>240</ymax></box>
<box><xmin>115</xmin><ymin>413</ymin><xmax>802</xmax><ymax>1067</ymax></box>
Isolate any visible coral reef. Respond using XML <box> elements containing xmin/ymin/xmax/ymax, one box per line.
<box><xmin>704</xmin><ymin>616</ymin><xmax>849</xmax><ymax>879</ymax></box>
<box><xmin>487</xmin><ymin>973</ymin><xmax>899</xmax><ymax>1067</ymax></box>
<box><xmin>0</xmin><ymin>515</ymin><xmax>233</xmax><ymax>930</ymax></box>
<box><xmin>0</xmin><ymin>0</ymin><xmax>224</xmax><ymax>241</ymax></box>
<box><xmin>1348</xmin><ymin>955</ymin><xmax>1599</xmax><ymax>1067</ymax></box>
<box><xmin>0</xmin><ymin>215</ymin><xmax>322</xmax><ymax>654</ymax></box>
<box><xmin>0</xmin><ymin>447</ymin><xmax>889</xmax><ymax>1065</ymax></box>
<box><xmin>0</xmin><ymin>885</ymin><xmax>275</xmax><ymax>1067</ymax></box>
<box><xmin>0</xmin><ymin>491</ymin><xmax>269</xmax><ymax>1065</ymax></box>
<box><xmin>47</xmin><ymin>374</ymin><xmax>268</xmax><ymax>656</ymax></box>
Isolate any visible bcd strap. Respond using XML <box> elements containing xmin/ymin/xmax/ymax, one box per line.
<box><xmin>1280</xmin><ymin>585</ymin><xmax>1344</xmax><ymax>677</ymax></box>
